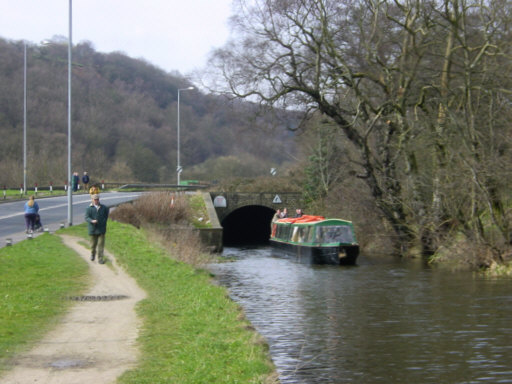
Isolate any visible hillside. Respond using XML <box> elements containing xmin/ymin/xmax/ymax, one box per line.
<box><xmin>0</xmin><ymin>37</ymin><xmax>297</xmax><ymax>187</ymax></box>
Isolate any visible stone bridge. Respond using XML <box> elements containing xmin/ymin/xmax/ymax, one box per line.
<box><xmin>209</xmin><ymin>192</ymin><xmax>303</xmax><ymax>246</ymax></box>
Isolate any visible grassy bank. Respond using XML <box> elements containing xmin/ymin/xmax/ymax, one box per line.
<box><xmin>0</xmin><ymin>189</ymin><xmax>68</xmax><ymax>201</ymax></box>
<box><xmin>0</xmin><ymin>222</ymin><xmax>274</xmax><ymax>384</ymax></box>
<box><xmin>62</xmin><ymin>222</ymin><xmax>277</xmax><ymax>383</ymax></box>
<box><xmin>0</xmin><ymin>234</ymin><xmax>89</xmax><ymax>371</ymax></box>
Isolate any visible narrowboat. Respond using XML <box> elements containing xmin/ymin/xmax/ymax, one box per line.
<box><xmin>270</xmin><ymin>215</ymin><xmax>359</xmax><ymax>265</ymax></box>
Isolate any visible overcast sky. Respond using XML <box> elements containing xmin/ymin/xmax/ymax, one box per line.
<box><xmin>0</xmin><ymin>0</ymin><xmax>233</xmax><ymax>74</ymax></box>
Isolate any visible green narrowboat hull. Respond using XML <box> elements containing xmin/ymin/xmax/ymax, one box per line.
<box><xmin>269</xmin><ymin>215</ymin><xmax>359</xmax><ymax>265</ymax></box>
<box><xmin>270</xmin><ymin>238</ymin><xmax>359</xmax><ymax>265</ymax></box>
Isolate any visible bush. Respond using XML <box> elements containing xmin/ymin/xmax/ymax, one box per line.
<box><xmin>111</xmin><ymin>192</ymin><xmax>190</xmax><ymax>227</ymax></box>
<box><xmin>429</xmin><ymin>235</ymin><xmax>498</xmax><ymax>271</ymax></box>
<box><xmin>110</xmin><ymin>202</ymin><xmax>141</xmax><ymax>228</ymax></box>
<box><xmin>110</xmin><ymin>192</ymin><xmax>212</xmax><ymax>266</ymax></box>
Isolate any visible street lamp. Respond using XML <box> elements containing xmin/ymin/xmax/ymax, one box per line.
<box><xmin>37</xmin><ymin>3</ymin><xmax>72</xmax><ymax>224</ymax></box>
<box><xmin>67</xmin><ymin>0</ymin><xmax>73</xmax><ymax>226</ymax></box>
<box><xmin>23</xmin><ymin>42</ymin><xmax>27</xmax><ymax>194</ymax></box>
<box><xmin>177</xmin><ymin>86</ymin><xmax>194</xmax><ymax>186</ymax></box>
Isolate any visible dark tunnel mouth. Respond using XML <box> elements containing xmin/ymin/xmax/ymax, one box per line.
<box><xmin>222</xmin><ymin>205</ymin><xmax>276</xmax><ymax>246</ymax></box>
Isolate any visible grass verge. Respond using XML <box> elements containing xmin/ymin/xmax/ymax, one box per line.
<box><xmin>188</xmin><ymin>193</ymin><xmax>212</xmax><ymax>228</ymax></box>
<box><xmin>62</xmin><ymin>221</ymin><xmax>277</xmax><ymax>383</ymax></box>
<box><xmin>0</xmin><ymin>189</ymin><xmax>68</xmax><ymax>201</ymax></box>
<box><xmin>0</xmin><ymin>234</ymin><xmax>89</xmax><ymax>372</ymax></box>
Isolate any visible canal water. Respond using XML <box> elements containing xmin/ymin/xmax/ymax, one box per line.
<box><xmin>208</xmin><ymin>247</ymin><xmax>512</xmax><ymax>384</ymax></box>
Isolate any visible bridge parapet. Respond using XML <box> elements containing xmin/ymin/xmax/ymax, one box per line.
<box><xmin>210</xmin><ymin>192</ymin><xmax>303</xmax><ymax>222</ymax></box>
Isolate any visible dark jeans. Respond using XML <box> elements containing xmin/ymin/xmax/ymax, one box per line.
<box><xmin>24</xmin><ymin>213</ymin><xmax>36</xmax><ymax>231</ymax></box>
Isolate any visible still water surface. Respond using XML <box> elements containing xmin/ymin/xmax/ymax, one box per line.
<box><xmin>208</xmin><ymin>247</ymin><xmax>512</xmax><ymax>384</ymax></box>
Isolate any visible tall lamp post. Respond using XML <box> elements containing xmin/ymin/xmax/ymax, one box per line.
<box><xmin>23</xmin><ymin>42</ymin><xmax>27</xmax><ymax>195</ymax></box>
<box><xmin>177</xmin><ymin>86</ymin><xmax>194</xmax><ymax>186</ymax></box>
<box><xmin>67</xmin><ymin>0</ymin><xmax>73</xmax><ymax>226</ymax></box>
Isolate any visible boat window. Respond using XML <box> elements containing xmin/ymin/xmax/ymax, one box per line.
<box><xmin>297</xmin><ymin>227</ymin><xmax>309</xmax><ymax>243</ymax></box>
<box><xmin>306</xmin><ymin>227</ymin><xmax>315</xmax><ymax>243</ymax></box>
<box><xmin>284</xmin><ymin>226</ymin><xmax>291</xmax><ymax>241</ymax></box>
<box><xmin>276</xmin><ymin>225</ymin><xmax>291</xmax><ymax>241</ymax></box>
<box><xmin>291</xmin><ymin>227</ymin><xmax>300</xmax><ymax>242</ymax></box>
<box><xmin>317</xmin><ymin>225</ymin><xmax>354</xmax><ymax>243</ymax></box>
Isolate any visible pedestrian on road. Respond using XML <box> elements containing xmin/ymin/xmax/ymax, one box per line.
<box><xmin>82</xmin><ymin>171</ymin><xmax>90</xmax><ymax>191</ymax></box>
<box><xmin>85</xmin><ymin>194</ymin><xmax>110</xmax><ymax>264</ymax></box>
<box><xmin>24</xmin><ymin>195</ymin><xmax>39</xmax><ymax>234</ymax></box>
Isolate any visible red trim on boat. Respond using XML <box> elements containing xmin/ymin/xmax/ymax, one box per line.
<box><xmin>277</xmin><ymin>215</ymin><xmax>325</xmax><ymax>224</ymax></box>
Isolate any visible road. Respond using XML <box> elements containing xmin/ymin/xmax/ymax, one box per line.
<box><xmin>0</xmin><ymin>192</ymin><xmax>142</xmax><ymax>248</ymax></box>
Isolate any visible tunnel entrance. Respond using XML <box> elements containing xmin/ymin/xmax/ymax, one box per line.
<box><xmin>222</xmin><ymin>205</ymin><xmax>276</xmax><ymax>246</ymax></box>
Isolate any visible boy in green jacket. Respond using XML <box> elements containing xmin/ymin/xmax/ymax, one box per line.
<box><xmin>85</xmin><ymin>194</ymin><xmax>110</xmax><ymax>264</ymax></box>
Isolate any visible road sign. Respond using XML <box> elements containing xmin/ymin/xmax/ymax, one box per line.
<box><xmin>273</xmin><ymin>194</ymin><xmax>282</xmax><ymax>204</ymax></box>
<box><xmin>214</xmin><ymin>195</ymin><xmax>227</xmax><ymax>207</ymax></box>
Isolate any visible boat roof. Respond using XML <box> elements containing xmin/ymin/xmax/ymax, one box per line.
<box><xmin>276</xmin><ymin>215</ymin><xmax>352</xmax><ymax>225</ymax></box>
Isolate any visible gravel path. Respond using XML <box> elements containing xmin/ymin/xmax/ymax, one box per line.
<box><xmin>1</xmin><ymin>235</ymin><xmax>147</xmax><ymax>384</ymax></box>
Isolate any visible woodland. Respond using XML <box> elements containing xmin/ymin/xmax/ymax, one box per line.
<box><xmin>205</xmin><ymin>0</ymin><xmax>512</xmax><ymax>268</ymax></box>
<box><xmin>0</xmin><ymin>36</ymin><xmax>296</xmax><ymax>188</ymax></box>
<box><xmin>1</xmin><ymin>0</ymin><xmax>512</xmax><ymax>270</ymax></box>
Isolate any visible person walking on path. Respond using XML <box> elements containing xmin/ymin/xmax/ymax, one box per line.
<box><xmin>82</xmin><ymin>171</ymin><xmax>90</xmax><ymax>191</ymax></box>
<box><xmin>23</xmin><ymin>195</ymin><xmax>39</xmax><ymax>234</ymax></box>
<box><xmin>85</xmin><ymin>194</ymin><xmax>110</xmax><ymax>264</ymax></box>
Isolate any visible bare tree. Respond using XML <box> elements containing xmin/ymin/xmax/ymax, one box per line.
<box><xmin>299</xmin><ymin>115</ymin><xmax>347</xmax><ymax>205</ymax></box>
<box><xmin>206</xmin><ymin>0</ymin><xmax>512</xmax><ymax>256</ymax></box>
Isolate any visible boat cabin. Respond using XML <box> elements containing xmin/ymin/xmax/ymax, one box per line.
<box><xmin>271</xmin><ymin>216</ymin><xmax>357</xmax><ymax>247</ymax></box>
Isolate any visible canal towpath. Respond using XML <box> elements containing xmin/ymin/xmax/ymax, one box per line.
<box><xmin>0</xmin><ymin>235</ymin><xmax>147</xmax><ymax>384</ymax></box>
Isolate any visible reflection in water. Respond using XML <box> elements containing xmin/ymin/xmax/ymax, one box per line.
<box><xmin>209</xmin><ymin>247</ymin><xmax>512</xmax><ymax>384</ymax></box>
